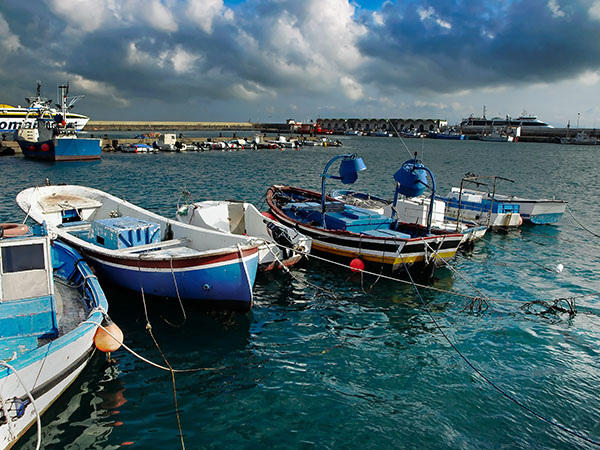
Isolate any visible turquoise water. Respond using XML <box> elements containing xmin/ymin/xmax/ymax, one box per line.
<box><xmin>3</xmin><ymin>137</ymin><xmax>600</xmax><ymax>449</ymax></box>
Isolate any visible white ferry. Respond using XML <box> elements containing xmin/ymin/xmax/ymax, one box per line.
<box><xmin>0</xmin><ymin>82</ymin><xmax>89</xmax><ymax>133</ymax></box>
<box><xmin>460</xmin><ymin>109</ymin><xmax>553</xmax><ymax>132</ymax></box>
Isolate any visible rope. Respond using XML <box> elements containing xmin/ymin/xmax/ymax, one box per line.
<box><xmin>566</xmin><ymin>205</ymin><xmax>600</xmax><ymax>238</ymax></box>
<box><xmin>398</xmin><ymin>259</ymin><xmax>600</xmax><ymax>447</ymax></box>
<box><xmin>264</xmin><ymin>245</ymin><xmax>338</xmax><ymax>299</ymax></box>
<box><xmin>137</xmin><ymin>257</ymin><xmax>186</xmax><ymax>450</ymax></box>
<box><xmin>163</xmin><ymin>258</ymin><xmax>187</xmax><ymax>327</ymax></box>
<box><xmin>0</xmin><ymin>361</ymin><xmax>42</xmax><ymax>450</ymax></box>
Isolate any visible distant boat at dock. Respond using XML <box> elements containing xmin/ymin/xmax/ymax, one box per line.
<box><xmin>0</xmin><ymin>81</ymin><xmax>89</xmax><ymax>133</ymax></box>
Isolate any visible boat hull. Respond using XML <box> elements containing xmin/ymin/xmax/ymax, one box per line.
<box><xmin>0</xmin><ymin>238</ymin><xmax>106</xmax><ymax>449</ymax></box>
<box><xmin>17</xmin><ymin>137</ymin><xmax>101</xmax><ymax>161</ymax></box>
<box><xmin>175</xmin><ymin>200</ymin><xmax>312</xmax><ymax>271</ymax></box>
<box><xmin>16</xmin><ymin>185</ymin><xmax>260</xmax><ymax>311</ymax></box>
<box><xmin>266</xmin><ymin>185</ymin><xmax>463</xmax><ymax>276</ymax></box>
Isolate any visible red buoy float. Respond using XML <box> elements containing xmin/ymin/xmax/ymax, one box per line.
<box><xmin>261</xmin><ymin>211</ymin><xmax>275</xmax><ymax>220</ymax></box>
<box><xmin>41</xmin><ymin>143</ymin><xmax>50</xmax><ymax>152</ymax></box>
<box><xmin>350</xmin><ymin>258</ymin><xmax>365</xmax><ymax>273</ymax></box>
<box><xmin>94</xmin><ymin>317</ymin><xmax>124</xmax><ymax>353</ymax></box>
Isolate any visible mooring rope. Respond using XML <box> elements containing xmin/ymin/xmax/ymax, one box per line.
<box><xmin>137</xmin><ymin>257</ymin><xmax>186</xmax><ymax>450</ymax></box>
<box><xmin>398</xmin><ymin>258</ymin><xmax>600</xmax><ymax>447</ymax></box>
<box><xmin>0</xmin><ymin>361</ymin><xmax>42</xmax><ymax>450</ymax></box>
<box><xmin>566</xmin><ymin>205</ymin><xmax>600</xmax><ymax>239</ymax></box>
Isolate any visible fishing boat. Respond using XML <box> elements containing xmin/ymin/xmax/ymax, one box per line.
<box><xmin>266</xmin><ymin>154</ymin><xmax>464</xmax><ymax>278</ymax></box>
<box><xmin>0</xmin><ymin>221</ymin><xmax>113</xmax><ymax>449</ymax></box>
<box><xmin>0</xmin><ymin>81</ymin><xmax>89</xmax><ymax>133</ymax></box>
<box><xmin>14</xmin><ymin>84</ymin><xmax>101</xmax><ymax>161</ymax></box>
<box><xmin>16</xmin><ymin>185</ymin><xmax>261</xmax><ymax>311</ymax></box>
<box><xmin>438</xmin><ymin>175</ymin><xmax>523</xmax><ymax>229</ymax></box>
<box><xmin>331</xmin><ymin>190</ymin><xmax>487</xmax><ymax>247</ymax></box>
<box><xmin>175</xmin><ymin>197</ymin><xmax>312</xmax><ymax>271</ymax></box>
<box><xmin>119</xmin><ymin>143</ymin><xmax>156</xmax><ymax>153</ymax></box>
<box><xmin>560</xmin><ymin>131</ymin><xmax>599</xmax><ymax>145</ymax></box>
<box><xmin>448</xmin><ymin>189</ymin><xmax>566</xmax><ymax>225</ymax></box>
<box><xmin>428</xmin><ymin>130</ymin><xmax>466</xmax><ymax>140</ymax></box>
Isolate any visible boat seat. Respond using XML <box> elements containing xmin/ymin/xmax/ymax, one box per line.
<box><xmin>113</xmin><ymin>238</ymin><xmax>190</xmax><ymax>254</ymax></box>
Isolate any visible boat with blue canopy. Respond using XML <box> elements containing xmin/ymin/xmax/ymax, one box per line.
<box><xmin>266</xmin><ymin>154</ymin><xmax>464</xmax><ymax>278</ymax></box>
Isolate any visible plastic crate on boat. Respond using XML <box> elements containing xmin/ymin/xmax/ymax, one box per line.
<box><xmin>89</xmin><ymin>216</ymin><xmax>161</xmax><ymax>250</ymax></box>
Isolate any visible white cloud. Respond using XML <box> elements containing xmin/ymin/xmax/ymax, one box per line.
<box><xmin>589</xmin><ymin>1</ymin><xmax>600</xmax><ymax>20</ymax></box>
<box><xmin>60</xmin><ymin>73</ymin><xmax>130</xmax><ymax>107</ymax></box>
<box><xmin>417</xmin><ymin>6</ymin><xmax>451</xmax><ymax>30</ymax></box>
<box><xmin>548</xmin><ymin>0</ymin><xmax>566</xmax><ymax>18</ymax></box>
<box><xmin>0</xmin><ymin>14</ymin><xmax>21</xmax><ymax>52</ymax></box>
<box><xmin>340</xmin><ymin>76</ymin><xmax>364</xmax><ymax>100</ymax></box>
<box><xmin>186</xmin><ymin>0</ymin><xmax>232</xmax><ymax>33</ymax></box>
<box><xmin>170</xmin><ymin>46</ymin><xmax>201</xmax><ymax>73</ymax></box>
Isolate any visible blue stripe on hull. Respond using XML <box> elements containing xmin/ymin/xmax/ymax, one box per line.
<box><xmin>522</xmin><ymin>212</ymin><xmax>564</xmax><ymax>225</ymax></box>
<box><xmin>90</xmin><ymin>255</ymin><xmax>259</xmax><ymax>307</ymax></box>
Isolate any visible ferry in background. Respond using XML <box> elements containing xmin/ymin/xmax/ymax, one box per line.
<box><xmin>460</xmin><ymin>108</ymin><xmax>553</xmax><ymax>133</ymax></box>
<box><xmin>0</xmin><ymin>82</ymin><xmax>89</xmax><ymax>133</ymax></box>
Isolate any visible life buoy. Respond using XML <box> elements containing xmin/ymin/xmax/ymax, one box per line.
<box><xmin>0</xmin><ymin>223</ymin><xmax>29</xmax><ymax>238</ymax></box>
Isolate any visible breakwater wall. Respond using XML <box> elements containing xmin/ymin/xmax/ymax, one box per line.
<box><xmin>86</xmin><ymin>121</ymin><xmax>293</xmax><ymax>133</ymax></box>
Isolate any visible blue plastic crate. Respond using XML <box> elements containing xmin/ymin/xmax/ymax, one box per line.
<box><xmin>90</xmin><ymin>216</ymin><xmax>161</xmax><ymax>250</ymax></box>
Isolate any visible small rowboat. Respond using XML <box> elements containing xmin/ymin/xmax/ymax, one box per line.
<box><xmin>17</xmin><ymin>185</ymin><xmax>261</xmax><ymax>311</ymax></box>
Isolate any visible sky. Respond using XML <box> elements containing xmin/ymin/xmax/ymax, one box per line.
<box><xmin>1</xmin><ymin>0</ymin><xmax>600</xmax><ymax>127</ymax></box>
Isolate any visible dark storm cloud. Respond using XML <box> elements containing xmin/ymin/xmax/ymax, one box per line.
<box><xmin>356</xmin><ymin>0</ymin><xmax>600</xmax><ymax>93</ymax></box>
<box><xmin>0</xmin><ymin>0</ymin><xmax>597</xmax><ymax>121</ymax></box>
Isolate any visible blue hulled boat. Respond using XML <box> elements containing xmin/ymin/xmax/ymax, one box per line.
<box><xmin>14</xmin><ymin>84</ymin><xmax>101</xmax><ymax>161</ymax></box>
<box><xmin>17</xmin><ymin>185</ymin><xmax>260</xmax><ymax>311</ymax></box>
<box><xmin>0</xmin><ymin>221</ymin><xmax>110</xmax><ymax>448</ymax></box>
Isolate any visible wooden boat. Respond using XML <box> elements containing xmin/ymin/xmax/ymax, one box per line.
<box><xmin>266</xmin><ymin>185</ymin><xmax>463</xmax><ymax>277</ymax></box>
<box><xmin>331</xmin><ymin>189</ymin><xmax>487</xmax><ymax>246</ymax></box>
<box><xmin>14</xmin><ymin>84</ymin><xmax>101</xmax><ymax>161</ymax></box>
<box><xmin>0</xmin><ymin>221</ymin><xmax>110</xmax><ymax>448</ymax></box>
<box><xmin>175</xmin><ymin>199</ymin><xmax>312</xmax><ymax>271</ymax></box>
<box><xmin>16</xmin><ymin>185</ymin><xmax>261</xmax><ymax>311</ymax></box>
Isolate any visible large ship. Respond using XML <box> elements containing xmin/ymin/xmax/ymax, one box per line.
<box><xmin>459</xmin><ymin>108</ymin><xmax>553</xmax><ymax>133</ymax></box>
<box><xmin>0</xmin><ymin>82</ymin><xmax>89</xmax><ymax>133</ymax></box>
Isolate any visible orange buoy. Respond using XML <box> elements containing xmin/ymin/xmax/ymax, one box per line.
<box><xmin>349</xmin><ymin>258</ymin><xmax>365</xmax><ymax>273</ymax></box>
<box><xmin>94</xmin><ymin>317</ymin><xmax>123</xmax><ymax>353</ymax></box>
<box><xmin>0</xmin><ymin>223</ymin><xmax>29</xmax><ymax>238</ymax></box>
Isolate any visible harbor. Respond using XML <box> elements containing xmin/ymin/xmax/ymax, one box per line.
<box><xmin>2</xmin><ymin>135</ymin><xmax>599</xmax><ymax>449</ymax></box>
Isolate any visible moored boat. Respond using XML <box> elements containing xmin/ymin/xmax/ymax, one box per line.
<box><xmin>266</xmin><ymin>154</ymin><xmax>464</xmax><ymax>278</ymax></box>
<box><xmin>0</xmin><ymin>81</ymin><xmax>89</xmax><ymax>133</ymax></box>
<box><xmin>331</xmin><ymin>190</ymin><xmax>487</xmax><ymax>247</ymax></box>
<box><xmin>14</xmin><ymin>84</ymin><xmax>100</xmax><ymax>161</ymax></box>
<box><xmin>16</xmin><ymin>185</ymin><xmax>261</xmax><ymax>311</ymax></box>
<box><xmin>175</xmin><ymin>199</ymin><xmax>312</xmax><ymax>271</ymax></box>
<box><xmin>0</xmin><ymin>221</ymin><xmax>111</xmax><ymax>449</ymax></box>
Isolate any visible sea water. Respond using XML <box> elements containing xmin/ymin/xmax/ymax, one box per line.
<box><xmin>2</xmin><ymin>136</ymin><xmax>600</xmax><ymax>449</ymax></box>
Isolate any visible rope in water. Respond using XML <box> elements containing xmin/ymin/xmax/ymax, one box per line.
<box><xmin>397</xmin><ymin>256</ymin><xmax>600</xmax><ymax>447</ymax></box>
<box><xmin>566</xmin><ymin>205</ymin><xmax>600</xmax><ymax>239</ymax></box>
<box><xmin>137</xmin><ymin>257</ymin><xmax>186</xmax><ymax>450</ymax></box>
